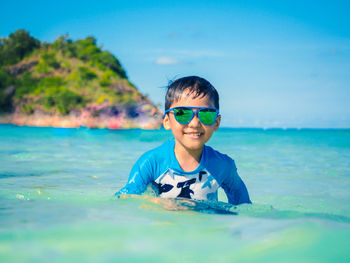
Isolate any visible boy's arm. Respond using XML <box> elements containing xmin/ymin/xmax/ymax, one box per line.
<box><xmin>221</xmin><ymin>160</ymin><xmax>251</xmax><ymax>205</ymax></box>
<box><xmin>115</xmin><ymin>154</ymin><xmax>153</xmax><ymax>196</ymax></box>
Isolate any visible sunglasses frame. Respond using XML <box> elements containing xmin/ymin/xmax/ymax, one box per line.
<box><xmin>164</xmin><ymin>106</ymin><xmax>220</xmax><ymax>125</ymax></box>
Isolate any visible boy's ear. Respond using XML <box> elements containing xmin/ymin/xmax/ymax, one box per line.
<box><xmin>163</xmin><ymin>113</ymin><xmax>171</xmax><ymax>130</ymax></box>
<box><xmin>213</xmin><ymin>115</ymin><xmax>221</xmax><ymax>131</ymax></box>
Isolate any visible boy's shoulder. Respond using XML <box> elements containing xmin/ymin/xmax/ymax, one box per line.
<box><xmin>203</xmin><ymin>145</ymin><xmax>238</xmax><ymax>179</ymax></box>
<box><xmin>138</xmin><ymin>139</ymin><xmax>173</xmax><ymax>161</ymax></box>
<box><xmin>204</xmin><ymin>144</ymin><xmax>235</xmax><ymax>166</ymax></box>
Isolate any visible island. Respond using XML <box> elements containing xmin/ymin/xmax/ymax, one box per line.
<box><xmin>0</xmin><ymin>29</ymin><xmax>163</xmax><ymax>129</ymax></box>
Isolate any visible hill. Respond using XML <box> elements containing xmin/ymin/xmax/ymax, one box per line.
<box><xmin>0</xmin><ymin>29</ymin><xmax>162</xmax><ymax>129</ymax></box>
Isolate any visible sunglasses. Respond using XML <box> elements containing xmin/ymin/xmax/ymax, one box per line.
<box><xmin>164</xmin><ymin>107</ymin><xmax>220</xmax><ymax>125</ymax></box>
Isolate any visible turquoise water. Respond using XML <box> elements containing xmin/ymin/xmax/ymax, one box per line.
<box><xmin>1</xmin><ymin>124</ymin><xmax>350</xmax><ymax>262</ymax></box>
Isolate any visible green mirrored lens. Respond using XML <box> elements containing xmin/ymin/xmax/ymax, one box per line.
<box><xmin>174</xmin><ymin>108</ymin><xmax>193</xmax><ymax>124</ymax></box>
<box><xmin>198</xmin><ymin>109</ymin><xmax>217</xmax><ymax>125</ymax></box>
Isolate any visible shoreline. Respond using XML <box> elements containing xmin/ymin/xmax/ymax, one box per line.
<box><xmin>0</xmin><ymin>112</ymin><xmax>163</xmax><ymax>130</ymax></box>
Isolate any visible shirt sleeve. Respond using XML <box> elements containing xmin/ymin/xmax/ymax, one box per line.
<box><xmin>115</xmin><ymin>153</ymin><xmax>153</xmax><ymax>196</ymax></box>
<box><xmin>221</xmin><ymin>159</ymin><xmax>251</xmax><ymax>205</ymax></box>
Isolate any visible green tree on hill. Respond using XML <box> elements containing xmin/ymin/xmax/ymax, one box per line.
<box><xmin>52</xmin><ymin>35</ymin><xmax>127</xmax><ymax>78</ymax></box>
<box><xmin>0</xmin><ymin>29</ymin><xmax>40</xmax><ymax>67</ymax></box>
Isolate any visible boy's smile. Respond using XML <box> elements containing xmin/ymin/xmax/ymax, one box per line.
<box><xmin>163</xmin><ymin>90</ymin><xmax>221</xmax><ymax>167</ymax></box>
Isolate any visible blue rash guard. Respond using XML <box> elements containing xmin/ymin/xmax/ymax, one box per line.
<box><xmin>116</xmin><ymin>139</ymin><xmax>251</xmax><ymax>205</ymax></box>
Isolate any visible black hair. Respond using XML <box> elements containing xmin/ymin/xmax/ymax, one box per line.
<box><xmin>165</xmin><ymin>76</ymin><xmax>219</xmax><ymax>111</ymax></box>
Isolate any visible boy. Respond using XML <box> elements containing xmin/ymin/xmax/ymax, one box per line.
<box><xmin>116</xmin><ymin>76</ymin><xmax>251</xmax><ymax>205</ymax></box>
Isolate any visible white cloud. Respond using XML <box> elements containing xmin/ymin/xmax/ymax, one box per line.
<box><xmin>155</xmin><ymin>56</ymin><xmax>179</xmax><ymax>65</ymax></box>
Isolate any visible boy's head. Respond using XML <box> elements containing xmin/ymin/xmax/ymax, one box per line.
<box><xmin>165</xmin><ymin>76</ymin><xmax>219</xmax><ymax>111</ymax></box>
<box><xmin>163</xmin><ymin>76</ymin><xmax>221</xmax><ymax>153</ymax></box>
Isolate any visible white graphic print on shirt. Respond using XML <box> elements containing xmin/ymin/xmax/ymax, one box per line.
<box><xmin>154</xmin><ymin>168</ymin><xmax>220</xmax><ymax>200</ymax></box>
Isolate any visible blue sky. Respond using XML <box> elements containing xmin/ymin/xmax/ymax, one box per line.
<box><xmin>1</xmin><ymin>0</ymin><xmax>349</xmax><ymax>128</ymax></box>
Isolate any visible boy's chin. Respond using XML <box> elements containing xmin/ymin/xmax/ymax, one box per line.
<box><xmin>182</xmin><ymin>140</ymin><xmax>206</xmax><ymax>152</ymax></box>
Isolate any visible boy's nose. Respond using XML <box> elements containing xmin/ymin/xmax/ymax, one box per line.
<box><xmin>188</xmin><ymin>112</ymin><xmax>201</xmax><ymax>127</ymax></box>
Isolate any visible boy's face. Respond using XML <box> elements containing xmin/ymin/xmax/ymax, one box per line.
<box><xmin>163</xmin><ymin>90</ymin><xmax>221</xmax><ymax>153</ymax></box>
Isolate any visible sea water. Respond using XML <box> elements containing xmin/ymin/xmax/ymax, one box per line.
<box><xmin>0</xmin><ymin>124</ymin><xmax>349</xmax><ymax>262</ymax></box>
